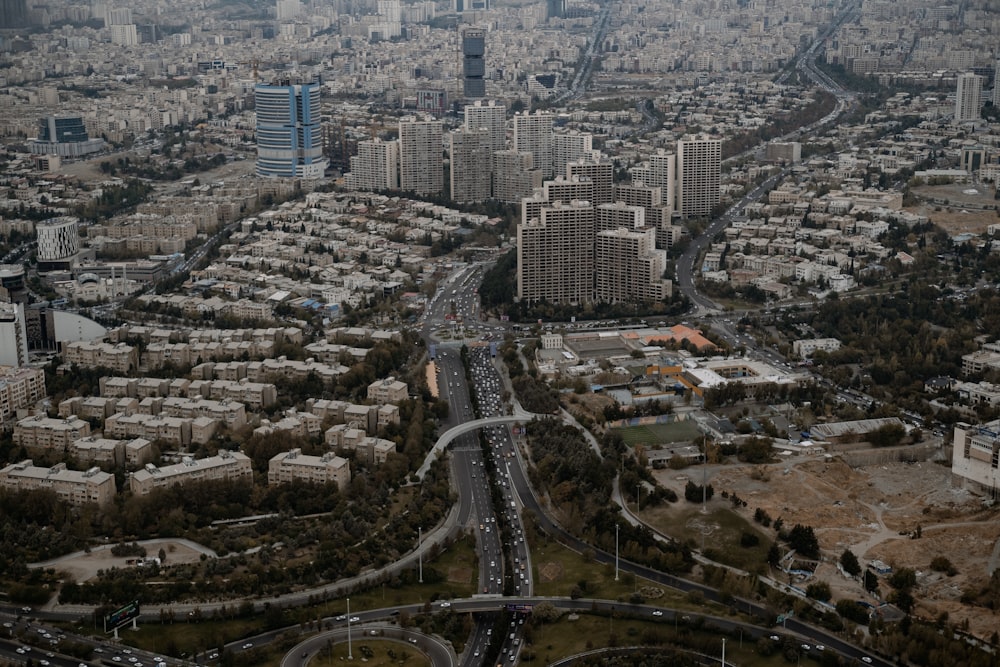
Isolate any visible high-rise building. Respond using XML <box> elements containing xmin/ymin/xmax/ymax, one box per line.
<box><xmin>994</xmin><ymin>60</ymin><xmax>1000</xmax><ymax>108</ymax></box>
<box><xmin>522</xmin><ymin>175</ymin><xmax>594</xmax><ymax>224</ymax></box>
<box><xmin>955</xmin><ymin>72</ymin><xmax>983</xmax><ymax>123</ymax></box>
<box><xmin>567</xmin><ymin>156</ymin><xmax>613</xmax><ymax>205</ymax></box>
<box><xmin>493</xmin><ymin>150</ymin><xmax>541</xmax><ymax>203</ymax></box>
<box><xmin>110</xmin><ymin>23</ymin><xmax>138</xmax><ymax>45</ymax></box>
<box><xmin>254</xmin><ymin>80</ymin><xmax>328</xmax><ymax>179</ymax></box>
<box><xmin>465</xmin><ymin>100</ymin><xmax>507</xmax><ymax>156</ymax></box>
<box><xmin>345</xmin><ymin>138</ymin><xmax>399</xmax><ymax>192</ymax></box>
<box><xmin>614</xmin><ymin>182</ymin><xmax>662</xmax><ymax>212</ymax></box>
<box><xmin>545</xmin><ymin>0</ymin><xmax>564</xmax><ymax>20</ymax></box>
<box><xmin>399</xmin><ymin>117</ymin><xmax>443</xmax><ymax>195</ymax></box>
<box><xmin>513</xmin><ymin>111</ymin><xmax>554</xmax><ymax>178</ymax></box>
<box><xmin>462</xmin><ymin>27</ymin><xmax>486</xmax><ymax>99</ymax></box>
<box><xmin>595</xmin><ymin>226</ymin><xmax>671</xmax><ymax>303</ymax></box>
<box><xmin>596</xmin><ymin>202</ymin><xmax>645</xmax><ymax>233</ymax></box>
<box><xmin>676</xmin><ymin>134</ymin><xmax>721</xmax><ymax>218</ymax></box>
<box><xmin>553</xmin><ymin>131</ymin><xmax>593</xmax><ymax>177</ymax></box>
<box><xmin>517</xmin><ymin>200</ymin><xmax>594</xmax><ymax>304</ymax></box>
<box><xmin>0</xmin><ymin>303</ymin><xmax>29</xmax><ymax>368</ymax></box>
<box><xmin>450</xmin><ymin>127</ymin><xmax>492</xmax><ymax>203</ymax></box>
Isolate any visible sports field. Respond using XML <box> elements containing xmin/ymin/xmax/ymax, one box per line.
<box><xmin>612</xmin><ymin>420</ymin><xmax>701</xmax><ymax>445</ymax></box>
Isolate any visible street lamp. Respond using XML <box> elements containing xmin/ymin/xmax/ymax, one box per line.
<box><xmin>418</xmin><ymin>526</ymin><xmax>423</xmax><ymax>584</ymax></box>
<box><xmin>346</xmin><ymin>597</ymin><xmax>353</xmax><ymax>660</ymax></box>
<box><xmin>614</xmin><ymin>523</ymin><xmax>619</xmax><ymax>581</ymax></box>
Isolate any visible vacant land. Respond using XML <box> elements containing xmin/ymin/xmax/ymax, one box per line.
<box><xmin>649</xmin><ymin>453</ymin><xmax>1000</xmax><ymax>639</ymax></box>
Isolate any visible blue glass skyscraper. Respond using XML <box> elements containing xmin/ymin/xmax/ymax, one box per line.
<box><xmin>255</xmin><ymin>80</ymin><xmax>328</xmax><ymax>179</ymax></box>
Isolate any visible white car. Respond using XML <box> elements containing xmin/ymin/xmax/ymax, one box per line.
<box><xmin>439</xmin><ymin>601</ymin><xmax>451</xmax><ymax>608</ymax></box>
<box><xmin>861</xmin><ymin>658</ymin><xmax>873</xmax><ymax>664</ymax></box>
<box><xmin>652</xmin><ymin>610</ymin><xmax>663</xmax><ymax>616</ymax></box>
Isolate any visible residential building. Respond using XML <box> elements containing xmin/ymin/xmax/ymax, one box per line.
<box><xmin>399</xmin><ymin>117</ymin><xmax>443</xmax><ymax>195</ymax></box>
<box><xmin>567</xmin><ymin>157</ymin><xmax>613</xmax><ymax>205</ymax></box>
<box><xmin>367</xmin><ymin>376</ymin><xmax>408</xmax><ymax>404</ymax></box>
<box><xmin>254</xmin><ymin>79</ymin><xmax>327</xmax><ymax>179</ymax></box>
<box><xmin>346</xmin><ymin>138</ymin><xmax>399</xmax><ymax>191</ymax></box>
<box><xmin>676</xmin><ymin>134</ymin><xmax>722</xmax><ymax>218</ymax></box>
<box><xmin>594</xmin><ymin>226</ymin><xmax>671</xmax><ymax>302</ymax></box>
<box><xmin>450</xmin><ymin>127</ymin><xmax>492</xmax><ymax>202</ymax></box>
<box><xmin>552</xmin><ymin>131</ymin><xmax>593</xmax><ymax>178</ymax></box>
<box><xmin>954</xmin><ymin>72</ymin><xmax>983</xmax><ymax>123</ymax></box>
<box><xmin>596</xmin><ymin>202</ymin><xmax>645</xmax><ymax>233</ymax></box>
<box><xmin>464</xmin><ymin>100</ymin><xmax>506</xmax><ymax>156</ymax></box>
<box><xmin>0</xmin><ymin>365</ymin><xmax>45</xmax><ymax>425</ymax></box>
<box><xmin>129</xmin><ymin>450</ymin><xmax>253</xmax><ymax>496</ymax></box>
<box><xmin>513</xmin><ymin>111</ymin><xmax>554</xmax><ymax>178</ymax></box>
<box><xmin>493</xmin><ymin>150</ymin><xmax>541</xmax><ymax>203</ymax></box>
<box><xmin>517</xmin><ymin>200</ymin><xmax>594</xmax><ymax>304</ymax></box>
<box><xmin>0</xmin><ymin>460</ymin><xmax>115</xmax><ymax>507</ymax></box>
<box><xmin>792</xmin><ymin>338</ymin><xmax>842</xmax><ymax>357</ymax></box>
<box><xmin>14</xmin><ymin>415</ymin><xmax>91</xmax><ymax>452</ymax></box>
<box><xmin>62</xmin><ymin>340</ymin><xmax>138</xmax><ymax>373</ymax></box>
<box><xmin>268</xmin><ymin>448</ymin><xmax>350</xmax><ymax>490</ymax></box>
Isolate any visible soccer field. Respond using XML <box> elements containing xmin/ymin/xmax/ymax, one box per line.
<box><xmin>613</xmin><ymin>420</ymin><xmax>702</xmax><ymax>445</ymax></box>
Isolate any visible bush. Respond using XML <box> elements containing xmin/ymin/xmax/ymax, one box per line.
<box><xmin>684</xmin><ymin>481</ymin><xmax>714</xmax><ymax>503</ymax></box>
<box><xmin>930</xmin><ymin>556</ymin><xmax>957</xmax><ymax>576</ymax></box>
<box><xmin>740</xmin><ymin>531</ymin><xmax>760</xmax><ymax>548</ymax></box>
<box><xmin>806</xmin><ymin>581</ymin><xmax>832</xmax><ymax>602</ymax></box>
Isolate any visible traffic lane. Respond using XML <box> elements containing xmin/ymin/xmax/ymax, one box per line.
<box><xmin>282</xmin><ymin>625</ymin><xmax>454</xmax><ymax>667</ymax></box>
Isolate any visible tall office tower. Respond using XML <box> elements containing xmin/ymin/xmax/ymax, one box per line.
<box><xmin>513</xmin><ymin>111</ymin><xmax>554</xmax><ymax>178</ymax></box>
<box><xmin>254</xmin><ymin>80</ymin><xmax>328</xmax><ymax>179</ymax></box>
<box><xmin>465</xmin><ymin>100</ymin><xmax>507</xmax><ymax>156</ymax></box>
<box><xmin>595</xmin><ymin>226</ymin><xmax>671</xmax><ymax>303</ymax></box>
<box><xmin>0</xmin><ymin>303</ymin><xmax>29</xmax><ymax>367</ymax></box>
<box><xmin>552</xmin><ymin>131</ymin><xmax>593</xmax><ymax>177</ymax></box>
<box><xmin>521</xmin><ymin>175</ymin><xmax>594</xmax><ymax>224</ymax></box>
<box><xmin>676</xmin><ymin>134</ymin><xmax>721</xmax><ymax>218</ymax></box>
<box><xmin>450</xmin><ymin>128</ymin><xmax>492</xmax><ymax>202</ymax></box>
<box><xmin>517</xmin><ymin>200</ymin><xmax>595</xmax><ymax>304</ymax></box>
<box><xmin>954</xmin><ymin>72</ymin><xmax>983</xmax><ymax>123</ymax></box>
<box><xmin>30</xmin><ymin>115</ymin><xmax>105</xmax><ymax>157</ymax></box>
<box><xmin>36</xmin><ymin>217</ymin><xmax>80</xmax><ymax>273</ymax></box>
<box><xmin>399</xmin><ymin>117</ymin><xmax>443</xmax><ymax>195</ymax></box>
<box><xmin>596</xmin><ymin>202</ymin><xmax>645</xmax><ymax>233</ymax></box>
<box><xmin>345</xmin><ymin>138</ymin><xmax>399</xmax><ymax>191</ymax></box>
<box><xmin>462</xmin><ymin>27</ymin><xmax>486</xmax><ymax>99</ymax></box>
<box><xmin>614</xmin><ymin>182</ymin><xmax>662</xmax><ymax>213</ymax></box>
<box><xmin>567</xmin><ymin>156</ymin><xmax>613</xmax><ymax>205</ymax></box>
<box><xmin>493</xmin><ymin>150</ymin><xmax>542</xmax><ymax>203</ymax></box>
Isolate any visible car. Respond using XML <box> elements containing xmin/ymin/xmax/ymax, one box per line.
<box><xmin>113</xmin><ymin>658</ymin><xmax>122</xmax><ymax>662</ymax></box>
<box><xmin>769</xmin><ymin>635</ymin><xmax>780</xmax><ymax>641</ymax></box>
<box><xmin>439</xmin><ymin>601</ymin><xmax>451</xmax><ymax>608</ymax></box>
<box><xmin>474</xmin><ymin>650</ymin><xmax>480</xmax><ymax>657</ymax></box>
<box><xmin>652</xmin><ymin>610</ymin><xmax>663</xmax><ymax>616</ymax></box>
<box><xmin>335</xmin><ymin>615</ymin><xmax>346</xmax><ymax>621</ymax></box>
<box><xmin>861</xmin><ymin>659</ymin><xmax>873</xmax><ymax>664</ymax></box>
<box><xmin>208</xmin><ymin>653</ymin><xmax>219</xmax><ymax>659</ymax></box>
<box><xmin>242</xmin><ymin>643</ymin><xmax>253</xmax><ymax>650</ymax></box>
<box><xmin>350</xmin><ymin>616</ymin><xmax>360</xmax><ymax>622</ymax></box>
<box><xmin>15</xmin><ymin>649</ymin><xmax>25</xmax><ymax>655</ymax></box>
<box><xmin>408</xmin><ymin>638</ymin><xmax>418</xmax><ymax>645</ymax></box>
<box><xmin>80</xmin><ymin>663</ymin><xmax>89</xmax><ymax>667</ymax></box>
<box><xmin>39</xmin><ymin>661</ymin><xmax>50</xmax><ymax>666</ymax></box>
<box><xmin>815</xmin><ymin>645</ymin><xmax>824</xmax><ymax>651</ymax></box>
<box><xmin>301</xmin><ymin>652</ymin><xmax>310</xmax><ymax>658</ymax></box>
<box><xmin>801</xmin><ymin>644</ymin><xmax>811</xmax><ymax>651</ymax></box>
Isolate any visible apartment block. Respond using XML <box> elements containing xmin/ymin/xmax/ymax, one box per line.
<box><xmin>268</xmin><ymin>448</ymin><xmax>350</xmax><ymax>490</ymax></box>
<box><xmin>0</xmin><ymin>460</ymin><xmax>115</xmax><ymax>507</ymax></box>
<box><xmin>367</xmin><ymin>376</ymin><xmax>408</xmax><ymax>404</ymax></box>
<box><xmin>129</xmin><ymin>450</ymin><xmax>253</xmax><ymax>496</ymax></box>
<box><xmin>513</xmin><ymin>111</ymin><xmax>554</xmax><ymax>178</ymax></box>
<box><xmin>399</xmin><ymin>117</ymin><xmax>443</xmax><ymax>195</ymax></box>
<box><xmin>346</xmin><ymin>138</ymin><xmax>400</xmax><ymax>192</ymax></box>
<box><xmin>0</xmin><ymin>365</ymin><xmax>45</xmax><ymax>425</ymax></box>
<box><xmin>62</xmin><ymin>340</ymin><xmax>138</xmax><ymax>373</ymax></box>
<box><xmin>14</xmin><ymin>415</ymin><xmax>91</xmax><ymax>453</ymax></box>
<box><xmin>70</xmin><ymin>436</ymin><xmax>153</xmax><ymax>468</ymax></box>
<box><xmin>517</xmin><ymin>200</ymin><xmax>595</xmax><ymax>304</ymax></box>
<box><xmin>594</xmin><ymin>226</ymin><xmax>671</xmax><ymax>302</ymax></box>
<box><xmin>676</xmin><ymin>134</ymin><xmax>722</xmax><ymax>218</ymax></box>
<box><xmin>493</xmin><ymin>150</ymin><xmax>541</xmax><ymax>204</ymax></box>
<box><xmin>567</xmin><ymin>157</ymin><xmax>613</xmax><ymax>205</ymax></box>
<box><xmin>450</xmin><ymin>127</ymin><xmax>492</xmax><ymax>203</ymax></box>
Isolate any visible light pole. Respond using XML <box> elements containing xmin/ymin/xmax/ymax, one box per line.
<box><xmin>346</xmin><ymin>597</ymin><xmax>353</xmax><ymax>660</ymax></box>
<box><xmin>722</xmin><ymin>637</ymin><xmax>726</xmax><ymax>667</ymax></box>
<box><xmin>614</xmin><ymin>523</ymin><xmax>619</xmax><ymax>581</ymax></box>
<box><xmin>418</xmin><ymin>526</ymin><xmax>423</xmax><ymax>584</ymax></box>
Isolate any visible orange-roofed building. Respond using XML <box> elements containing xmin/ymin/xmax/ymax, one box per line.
<box><xmin>644</xmin><ymin>325</ymin><xmax>716</xmax><ymax>352</ymax></box>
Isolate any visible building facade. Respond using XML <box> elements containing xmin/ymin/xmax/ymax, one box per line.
<box><xmin>346</xmin><ymin>138</ymin><xmax>399</xmax><ymax>191</ymax></box>
<box><xmin>268</xmin><ymin>448</ymin><xmax>350</xmax><ymax>490</ymax></box>
<box><xmin>129</xmin><ymin>450</ymin><xmax>253</xmax><ymax>496</ymax></box>
<box><xmin>254</xmin><ymin>80</ymin><xmax>328</xmax><ymax>179</ymax></box>
<box><xmin>0</xmin><ymin>460</ymin><xmax>115</xmax><ymax>507</ymax></box>
<box><xmin>676</xmin><ymin>135</ymin><xmax>722</xmax><ymax>218</ymax></box>
<box><xmin>450</xmin><ymin>127</ymin><xmax>492</xmax><ymax>202</ymax></box>
<box><xmin>954</xmin><ymin>72</ymin><xmax>983</xmax><ymax>124</ymax></box>
<box><xmin>594</xmin><ymin>226</ymin><xmax>671</xmax><ymax>303</ymax></box>
<box><xmin>399</xmin><ymin>117</ymin><xmax>443</xmax><ymax>195</ymax></box>
<box><xmin>517</xmin><ymin>200</ymin><xmax>594</xmax><ymax>304</ymax></box>
<box><xmin>461</xmin><ymin>27</ymin><xmax>486</xmax><ymax>99</ymax></box>
<box><xmin>513</xmin><ymin>111</ymin><xmax>554</xmax><ymax>179</ymax></box>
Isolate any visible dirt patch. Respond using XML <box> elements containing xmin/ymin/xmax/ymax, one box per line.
<box><xmin>32</xmin><ymin>539</ymin><xmax>211</xmax><ymax>585</ymax></box>
<box><xmin>907</xmin><ymin>185</ymin><xmax>999</xmax><ymax>234</ymax></box>
<box><xmin>654</xmin><ymin>453</ymin><xmax>1000</xmax><ymax>640</ymax></box>
<box><xmin>447</xmin><ymin>566</ymin><xmax>473</xmax><ymax>584</ymax></box>
<box><xmin>562</xmin><ymin>392</ymin><xmax>615</xmax><ymax>428</ymax></box>
<box><xmin>538</xmin><ymin>561</ymin><xmax>564</xmax><ymax>583</ymax></box>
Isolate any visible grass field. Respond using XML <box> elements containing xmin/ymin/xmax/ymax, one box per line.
<box><xmin>613</xmin><ymin>420</ymin><xmax>702</xmax><ymax>446</ymax></box>
<box><xmin>525</xmin><ymin>613</ymin><xmax>829</xmax><ymax>666</ymax></box>
<box><xmin>640</xmin><ymin>504</ymin><xmax>772</xmax><ymax>574</ymax></box>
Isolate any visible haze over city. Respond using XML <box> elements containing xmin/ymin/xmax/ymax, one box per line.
<box><xmin>2</xmin><ymin>0</ymin><xmax>1000</xmax><ymax>666</ymax></box>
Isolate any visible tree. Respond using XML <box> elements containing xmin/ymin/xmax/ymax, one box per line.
<box><xmin>806</xmin><ymin>581</ymin><xmax>832</xmax><ymax>602</ymax></box>
<box><xmin>786</xmin><ymin>524</ymin><xmax>820</xmax><ymax>559</ymax></box>
<box><xmin>840</xmin><ymin>548</ymin><xmax>862</xmax><ymax>577</ymax></box>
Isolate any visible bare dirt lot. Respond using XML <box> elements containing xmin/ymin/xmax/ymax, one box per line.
<box><xmin>653</xmin><ymin>454</ymin><xmax>1000</xmax><ymax>639</ymax></box>
<box><xmin>908</xmin><ymin>183</ymin><xmax>999</xmax><ymax>234</ymax></box>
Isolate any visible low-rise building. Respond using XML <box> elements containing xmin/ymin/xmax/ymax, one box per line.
<box><xmin>792</xmin><ymin>338</ymin><xmax>843</xmax><ymax>358</ymax></box>
<box><xmin>129</xmin><ymin>450</ymin><xmax>252</xmax><ymax>496</ymax></box>
<box><xmin>0</xmin><ymin>460</ymin><xmax>115</xmax><ymax>507</ymax></box>
<box><xmin>14</xmin><ymin>415</ymin><xmax>91</xmax><ymax>453</ymax></box>
<box><xmin>0</xmin><ymin>365</ymin><xmax>46</xmax><ymax>426</ymax></box>
<box><xmin>952</xmin><ymin>421</ymin><xmax>1000</xmax><ymax>495</ymax></box>
<box><xmin>267</xmin><ymin>448</ymin><xmax>350</xmax><ymax>490</ymax></box>
<box><xmin>62</xmin><ymin>341</ymin><xmax>138</xmax><ymax>373</ymax></box>
<box><xmin>367</xmin><ymin>376</ymin><xmax>408</xmax><ymax>404</ymax></box>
